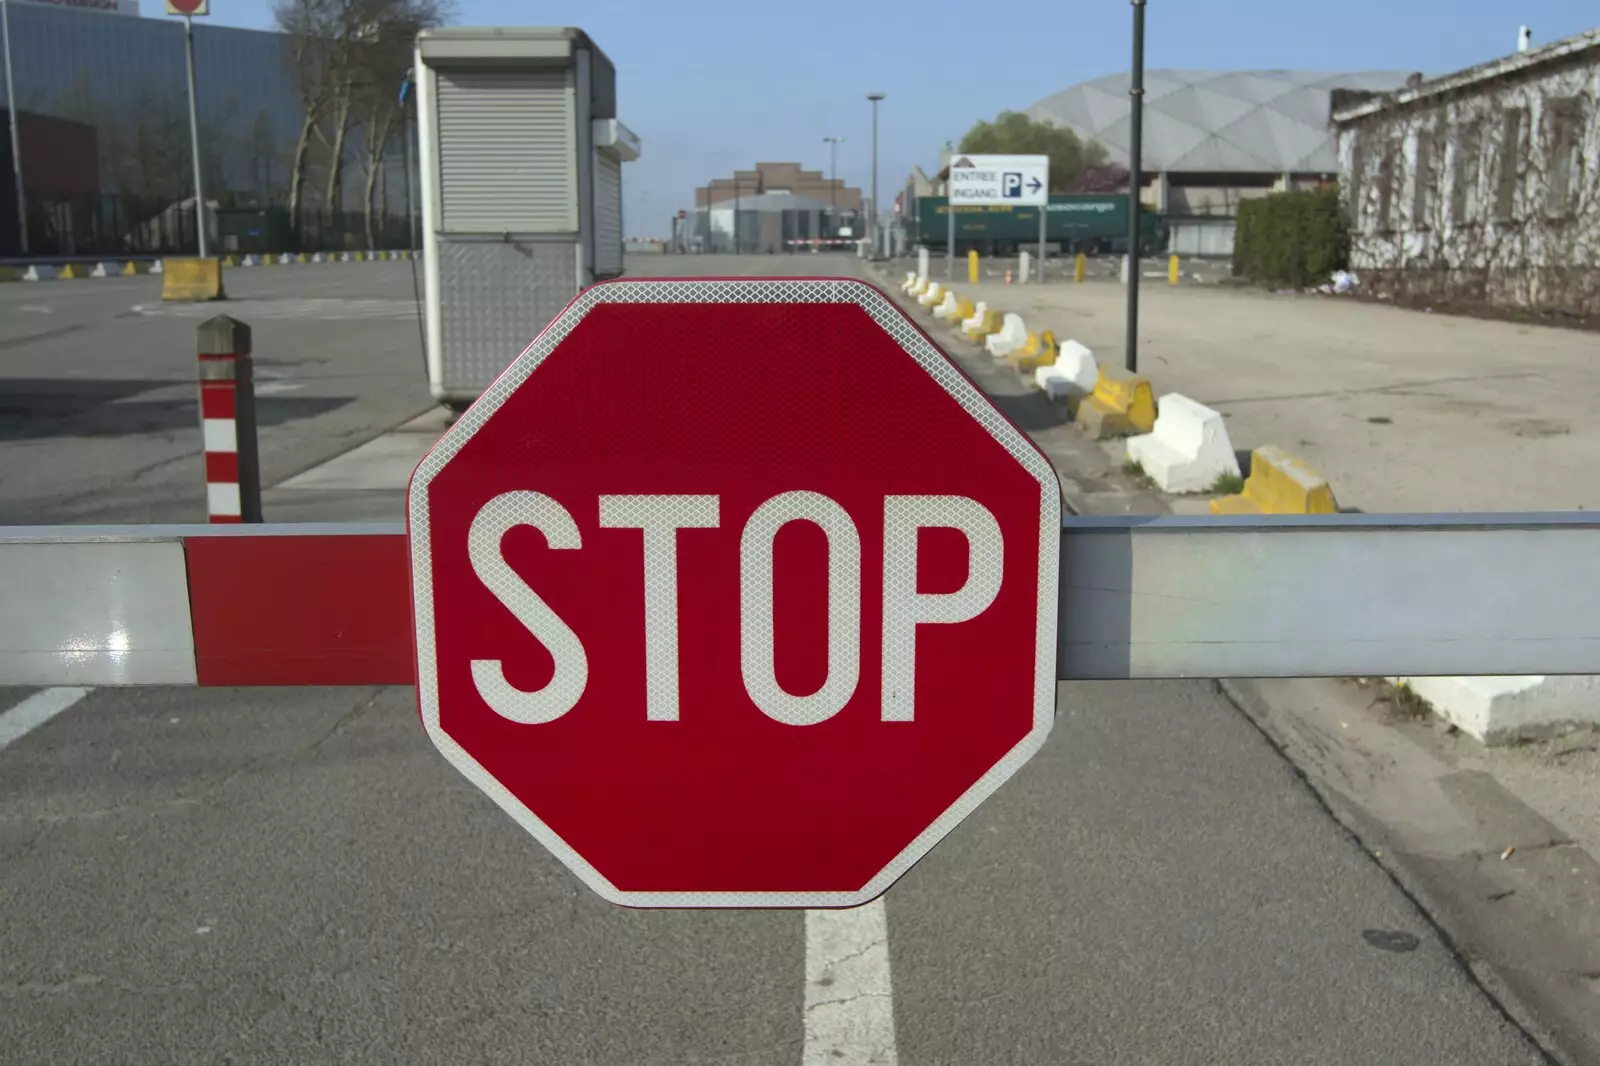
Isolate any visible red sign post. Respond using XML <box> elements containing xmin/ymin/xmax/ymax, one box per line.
<box><xmin>408</xmin><ymin>278</ymin><xmax>1060</xmax><ymax>907</ymax></box>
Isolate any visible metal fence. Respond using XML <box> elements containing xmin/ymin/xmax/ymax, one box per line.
<box><xmin>2</xmin><ymin>194</ymin><xmax>413</xmax><ymax>259</ymax></box>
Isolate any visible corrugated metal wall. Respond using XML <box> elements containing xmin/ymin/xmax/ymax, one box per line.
<box><xmin>436</xmin><ymin>69</ymin><xmax>575</xmax><ymax>233</ymax></box>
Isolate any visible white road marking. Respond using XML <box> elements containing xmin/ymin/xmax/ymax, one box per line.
<box><xmin>0</xmin><ymin>687</ymin><xmax>91</xmax><ymax>752</ymax></box>
<box><xmin>803</xmin><ymin>900</ymin><xmax>899</xmax><ymax>1065</ymax></box>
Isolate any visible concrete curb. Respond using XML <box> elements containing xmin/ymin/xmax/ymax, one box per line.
<box><xmin>1</xmin><ymin>251</ymin><xmax>416</xmax><ymax>281</ymax></box>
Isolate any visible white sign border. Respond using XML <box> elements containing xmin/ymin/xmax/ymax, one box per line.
<box><xmin>408</xmin><ymin>277</ymin><xmax>1061</xmax><ymax>909</ymax></box>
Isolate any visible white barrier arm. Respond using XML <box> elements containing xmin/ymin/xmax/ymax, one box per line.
<box><xmin>2</xmin><ymin>514</ymin><xmax>1598</xmax><ymax>687</ymax></box>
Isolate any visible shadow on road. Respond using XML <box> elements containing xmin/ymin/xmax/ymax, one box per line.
<box><xmin>0</xmin><ymin>378</ymin><xmax>352</xmax><ymax>441</ymax></box>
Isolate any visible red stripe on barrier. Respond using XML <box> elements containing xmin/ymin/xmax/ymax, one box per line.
<box><xmin>208</xmin><ymin>514</ymin><xmax>244</xmax><ymax>525</ymax></box>
<box><xmin>204</xmin><ymin>451</ymin><xmax>239</xmax><ymax>482</ymax></box>
<box><xmin>184</xmin><ymin>533</ymin><xmax>415</xmax><ymax>686</ymax></box>
<box><xmin>200</xmin><ymin>383</ymin><xmax>236</xmax><ymax>420</ymax></box>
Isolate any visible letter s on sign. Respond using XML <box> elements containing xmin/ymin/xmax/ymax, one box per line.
<box><xmin>468</xmin><ymin>491</ymin><xmax>589</xmax><ymax>724</ymax></box>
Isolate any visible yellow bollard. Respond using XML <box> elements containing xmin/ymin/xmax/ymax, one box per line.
<box><xmin>1074</xmin><ymin>252</ymin><xmax>1086</xmax><ymax>284</ymax></box>
<box><xmin>1168</xmin><ymin>254</ymin><xmax>1180</xmax><ymax>285</ymax></box>
<box><xmin>967</xmin><ymin>249</ymin><xmax>979</xmax><ymax>285</ymax></box>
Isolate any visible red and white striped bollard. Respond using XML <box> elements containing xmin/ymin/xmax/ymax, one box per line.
<box><xmin>197</xmin><ymin>315</ymin><xmax>262</xmax><ymax>524</ymax></box>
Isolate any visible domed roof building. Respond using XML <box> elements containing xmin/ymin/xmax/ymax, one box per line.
<box><xmin>1023</xmin><ymin>70</ymin><xmax>1415</xmax><ymax>253</ymax></box>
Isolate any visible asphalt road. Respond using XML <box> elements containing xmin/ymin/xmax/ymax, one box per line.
<box><xmin>0</xmin><ymin>261</ymin><xmax>434</xmax><ymax>525</ymax></box>
<box><xmin>0</xmin><ymin>254</ymin><xmax>1556</xmax><ymax>1064</ymax></box>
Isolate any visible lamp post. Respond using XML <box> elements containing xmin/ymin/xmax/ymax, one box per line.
<box><xmin>866</xmin><ymin>93</ymin><xmax>884</xmax><ymax>259</ymax></box>
<box><xmin>2</xmin><ymin>0</ymin><xmax>29</xmax><ymax>254</ymax></box>
<box><xmin>823</xmin><ymin>135</ymin><xmax>842</xmax><ymax>237</ymax></box>
<box><xmin>1125</xmin><ymin>0</ymin><xmax>1146</xmax><ymax>373</ymax></box>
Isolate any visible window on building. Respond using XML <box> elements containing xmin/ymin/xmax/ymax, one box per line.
<box><xmin>1544</xmin><ymin>97</ymin><xmax>1587</xmax><ymax>217</ymax></box>
<box><xmin>1376</xmin><ymin>142</ymin><xmax>1400</xmax><ymax>232</ymax></box>
<box><xmin>1450</xmin><ymin>120</ymin><xmax>1483</xmax><ymax>225</ymax></box>
<box><xmin>1412</xmin><ymin>126</ymin><xmax>1442</xmax><ymax>229</ymax></box>
<box><xmin>1348</xmin><ymin>137</ymin><xmax>1365</xmax><ymax>227</ymax></box>
<box><xmin>1494</xmin><ymin>107</ymin><xmax>1526</xmax><ymax>221</ymax></box>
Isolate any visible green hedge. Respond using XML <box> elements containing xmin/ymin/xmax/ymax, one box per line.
<box><xmin>1232</xmin><ymin>184</ymin><xmax>1348</xmax><ymax>288</ymax></box>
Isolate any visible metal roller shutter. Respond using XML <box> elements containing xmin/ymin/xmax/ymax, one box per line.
<box><xmin>594</xmin><ymin>151</ymin><xmax>623</xmax><ymax>276</ymax></box>
<box><xmin>436</xmin><ymin>68</ymin><xmax>575</xmax><ymax>233</ymax></box>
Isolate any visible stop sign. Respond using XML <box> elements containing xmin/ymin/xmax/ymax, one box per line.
<box><xmin>408</xmin><ymin>278</ymin><xmax>1060</xmax><ymax>907</ymax></box>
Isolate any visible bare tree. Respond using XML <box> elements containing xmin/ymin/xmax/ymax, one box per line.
<box><xmin>276</xmin><ymin>0</ymin><xmax>342</xmax><ymax>227</ymax></box>
<box><xmin>277</xmin><ymin>0</ymin><xmax>449</xmax><ymax>243</ymax></box>
<box><xmin>347</xmin><ymin>0</ymin><xmax>447</xmax><ymax>248</ymax></box>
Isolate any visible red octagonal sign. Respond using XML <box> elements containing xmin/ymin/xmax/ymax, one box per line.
<box><xmin>408</xmin><ymin>278</ymin><xmax>1059</xmax><ymax>907</ymax></box>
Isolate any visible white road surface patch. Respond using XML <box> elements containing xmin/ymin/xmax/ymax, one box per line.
<box><xmin>0</xmin><ymin>687</ymin><xmax>91</xmax><ymax>752</ymax></box>
<box><xmin>130</xmin><ymin>298</ymin><xmax>414</xmax><ymax>321</ymax></box>
<box><xmin>803</xmin><ymin>900</ymin><xmax>899</xmax><ymax>1065</ymax></box>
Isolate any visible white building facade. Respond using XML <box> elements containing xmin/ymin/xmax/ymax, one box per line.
<box><xmin>1333</xmin><ymin>29</ymin><xmax>1600</xmax><ymax>315</ymax></box>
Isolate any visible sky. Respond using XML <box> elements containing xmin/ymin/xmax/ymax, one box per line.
<box><xmin>189</xmin><ymin>0</ymin><xmax>1597</xmax><ymax>235</ymax></box>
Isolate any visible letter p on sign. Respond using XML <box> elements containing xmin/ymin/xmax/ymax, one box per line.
<box><xmin>407</xmin><ymin>278</ymin><xmax>1060</xmax><ymax>908</ymax></box>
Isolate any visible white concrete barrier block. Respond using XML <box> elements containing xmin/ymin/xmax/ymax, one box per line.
<box><xmin>901</xmin><ymin>270</ymin><xmax>917</xmax><ymax>291</ymax></box>
<box><xmin>22</xmin><ymin>265</ymin><xmax>56</xmax><ymax>281</ymax></box>
<box><xmin>90</xmin><ymin>262</ymin><xmax>113</xmax><ymax>277</ymax></box>
<box><xmin>1125</xmin><ymin>393</ymin><xmax>1241</xmax><ymax>494</ymax></box>
<box><xmin>917</xmin><ymin>282</ymin><xmax>944</xmax><ymax>307</ymax></box>
<box><xmin>910</xmin><ymin>276</ymin><xmax>929</xmax><ymax>297</ymax></box>
<box><xmin>932</xmin><ymin>291</ymin><xmax>960</xmax><ymax>320</ymax></box>
<box><xmin>279</xmin><ymin>253</ymin><xmax>296</xmax><ymax>264</ymax></box>
<box><xmin>149</xmin><ymin>260</ymin><xmax>164</xmax><ymax>275</ymax></box>
<box><xmin>1035</xmin><ymin>339</ymin><xmax>1097</xmax><ymax>400</ymax></box>
<box><xmin>312</xmin><ymin>252</ymin><xmax>326</xmax><ymax>263</ymax></box>
<box><xmin>1392</xmin><ymin>675</ymin><xmax>1600</xmax><ymax>745</ymax></box>
<box><xmin>240</xmin><ymin>254</ymin><xmax>258</xmax><ymax>266</ymax></box>
<box><xmin>960</xmin><ymin>301</ymin><xmax>988</xmax><ymax>332</ymax></box>
<box><xmin>985</xmin><ymin>313</ymin><xmax>1028</xmax><ymax>358</ymax></box>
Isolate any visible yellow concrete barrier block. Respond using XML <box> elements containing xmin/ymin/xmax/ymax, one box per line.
<box><xmin>950</xmin><ymin>297</ymin><xmax>975</xmax><ymax>327</ymax></box>
<box><xmin>222</xmin><ymin>254</ymin><xmax>239</xmax><ymax>267</ymax></box>
<box><xmin>57</xmin><ymin>263</ymin><xmax>81</xmax><ymax>279</ymax></box>
<box><xmin>964</xmin><ymin>308</ymin><xmax>1002</xmax><ymax>344</ymax></box>
<box><xmin>1076</xmin><ymin>367</ymin><xmax>1156</xmax><ymax>438</ymax></box>
<box><xmin>1210</xmin><ymin>446</ymin><xmax>1339</xmax><ymax>515</ymax></box>
<box><xmin>121</xmin><ymin>261</ymin><xmax>141</xmax><ymax>275</ymax></box>
<box><xmin>160</xmin><ymin>257</ymin><xmax>226</xmax><ymax>302</ymax></box>
<box><xmin>1009</xmin><ymin>330</ymin><xmax>1058</xmax><ymax>373</ymax></box>
<box><xmin>294</xmin><ymin>252</ymin><xmax>309</xmax><ymax>263</ymax></box>
<box><xmin>0</xmin><ymin>265</ymin><xmax>20</xmax><ymax>282</ymax></box>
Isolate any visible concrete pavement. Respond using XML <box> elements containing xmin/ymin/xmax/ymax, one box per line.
<box><xmin>0</xmin><ymin>254</ymin><xmax>1564</xmax><ymax>1063</ymax></box>
<box><xmin>0</xmin><ymin>262</ymin><xmax>434</xmax><ymax>526</ymax></box>
<box><xmin>937</xmin><ymin>269</ymin><xmax>1600</xmax><ymax>513</ymax></box>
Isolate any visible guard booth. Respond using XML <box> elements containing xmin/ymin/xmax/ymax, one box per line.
<box><xmin>414</xmin><ymin>27</ymin><xmax>640</xmax><ymax>409</ymax></box>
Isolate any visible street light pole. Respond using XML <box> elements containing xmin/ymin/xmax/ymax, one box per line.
<box><xmin>182</xmin><ymin>12</ymin><xmax>209</xmax><ymax>257</ymax></box>
<box><xmin>867</xmin><ymin>93</ymin><xmax>884</xmax><ymax>259</ymax></box>
<box><xmin>823</xmin><ymin>135</ymin><xmax>842</xmax><ymax>236</ymax></box>
<box><xmin>1125</xmin><ymin>0</ymin><xmax>1146</xmax><ymax>373</ymax></box>
<box><xmin>1</xmin><ymin>0</ymin><xmax>28</xmax><ymax>255</ymax></box>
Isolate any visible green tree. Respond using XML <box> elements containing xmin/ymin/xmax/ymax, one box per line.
<box><xmin>958</xmin><ymin>111</ymin><xmax>1109</xmax><ymax>192</ymax></box>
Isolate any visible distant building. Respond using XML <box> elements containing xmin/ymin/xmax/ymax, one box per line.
<box><xmin>1333</xmin><ymin>28</ymin><xmax>1600</xmax><ymax>315</ymax></box>
<box><xmin>1022</xmin><ymin>70</ymin><xmax>1415</xmax><ymax>255</ymax></box>
<box><xmin>0</xmin><ymin>0</ymin><xmax>405</xmax><ymax>256</ymax></box>
<box><xmin>694</xmin><ymin>162</ymin><xmax>863</xmax><ymax>253</ymax></box>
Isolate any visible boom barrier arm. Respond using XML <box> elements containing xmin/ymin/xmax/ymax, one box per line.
<box><xmin>2</xmin><ymin>514</ymin><xmax>1597</xmax><ymax>687</ymax></box>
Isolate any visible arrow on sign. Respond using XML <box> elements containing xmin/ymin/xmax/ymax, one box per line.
<box><xmin>1027</xmin><ymin>177</ymin><xmax>1043</xmax><ymax>193</ymax></box>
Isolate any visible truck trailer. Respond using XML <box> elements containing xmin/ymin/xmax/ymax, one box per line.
<box><xmin>915</xmin><ymin>195</ymin><xmax>1166</xmax><ymax>257</ymax></box>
